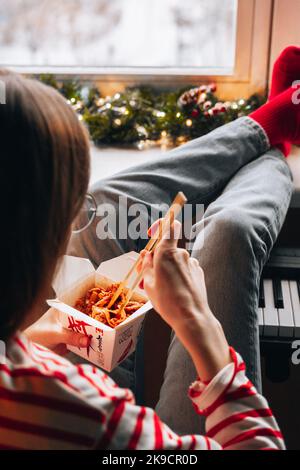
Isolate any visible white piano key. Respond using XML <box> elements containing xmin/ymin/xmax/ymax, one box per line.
<box><xmin>263</xmin><ymin>279</ymin><xmax>279</xmax><ymax>337</ymax></box>
<box><xmin>289</xmin><ymin>281</ymin><xmax>300</xmax><ymax>338</ymax></box>
<box><xmin>278</xmin><ymin>280</ymin><xmax>294</xmax><ymax>337</ymax></box>
<box><xmin>258</xmin><ymin>308</ymin><xmax>264</xmax><ymax>335</ymax></box>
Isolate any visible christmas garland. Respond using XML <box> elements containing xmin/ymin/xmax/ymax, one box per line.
<box><xmin>38</xmin><ymin>74</ymin><xmax>266</xmax><ymax>149</ymax></box>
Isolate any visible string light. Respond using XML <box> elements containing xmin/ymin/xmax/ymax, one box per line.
<box><xmin>39</xmin><ymin>76</ymin><xmax>262</xmax><ymax>149</ymax></box>
<box><xmin>136</xmin><ymin>125</ymin><xmax>147</xmax><ymax>136</ymax></box>
<box><xmin>96</xmin><ymin>98</ymin><xmax>105</xmax><ymax>106</ymax></box>
<box><xmin>153</xmin><ymin>110</ymin><xmax>166</xmax><ymax>118</ymax></box>
<box><xmin>73</xmin><ymin>101</ymin><xmax>83</xmax><ymax>111</ymax></box>
<box><xmin>118</xmin><ymin>106</ymin><xmax>129</xmax><ymax>115</ymax></box>
<box><xmin>137</xmin><ymin>140</ymin><xmax>146</xmax><ymax>150</ymax></box>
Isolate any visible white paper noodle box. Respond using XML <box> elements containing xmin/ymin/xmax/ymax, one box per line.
<box><xmin>47</xmin><ymin>253</ymin><xmax>151</xmax><ymax>372</ymax></box>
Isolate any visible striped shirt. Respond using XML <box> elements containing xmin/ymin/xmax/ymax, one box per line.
<box><xmin>0</xmin><ymin>331</ymin><xmax>284</xmax><ymax>450</ymax></box>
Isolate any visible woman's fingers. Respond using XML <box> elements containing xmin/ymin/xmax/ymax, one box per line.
<box><xmin>147</xmin><ymin>218</ymin><xmax>163</xmax><ymax>238</ymax></box>
<box><xmin>136</xmin><ymin>249</ymin><xmax>148</xmax><ymax>273</ymax></box>
<box><xmin>59</xmin><ymin>329</ymin><xmax>91</xmax><ymax>349</ymax></box>
<box><xmin>156</xmin><ymin>220</ymin><xmax>182</xmax><ymax>253</ymax></box>
<box><xmin>140</xmin><ymin>251</ymin><xmax>155</xmax><ymax>290</ymax></box>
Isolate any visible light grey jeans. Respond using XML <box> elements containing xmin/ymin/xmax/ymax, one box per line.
<box><xmin>68</xmin><ymin>117</ymin><xmax>293</xmax><ymax>435</ymax></box>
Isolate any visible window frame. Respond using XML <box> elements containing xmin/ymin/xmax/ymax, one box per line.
<box><xmin>9</xmin><ymin>0</ymin><xmax>273</xmax><ymax>100</ymax></box>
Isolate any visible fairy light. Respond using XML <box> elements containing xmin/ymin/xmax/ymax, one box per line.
<box><xmin>105</xmin><ymin>103</ymin><xmax>112</xmax><ymax>109</ymax></box>
<box><xmin>161</xmin><ymin>130</ymin><xmax>167</xmax><ymax>137</ymax></box>
<box><xmin>78</xmin><ymin>115</ymin><xmax>83</xmax><ymax>121</ymax></box>
<box><xmin>177</xmin><ymin>136</ymin><xmax>187</xmax><ymax>145</ymax></box>
<box><xmin>114</xmin><ymin>93</ymin><xmax>121</xmax><ymax>100</ymax></box>
<box><xmin>73</xmin><ymin>101</ymin><xmax>83</xmax><ymax>111</ymax></box>
<box><xmin>176</xmin><ymin>112</ymin><xmax>181</xmax><ymax>118</ymax></box>
<box><xmin>114</xmin><ymin>118</ymin><xmax>122</xmax><ymax>126</ymax></box>
<box><xmin>238</xmin><ymin>99</ymin><xmax>245</xmax><ymax>106</ymax></box>
<box><xmin>153</xmin><ymin>110</ymin><xmax>166</xmax><ymax>118</ymax></box>
<box><xmin>185</xmin><ymin>119</ymin><xmax>193</xmax><ymax>127</ymax></box>
<box><xmin>96</xmin><ymin>98</ymin><xmax>105</xmax><ymax>106</ymax></box>
<box><xmin>231</xmin><ymin>103</ymin><xmax>238</xmax><ymax>110</ymax></box>
<box><xmin>137</xmin><ymin>140</ymin><xmax>146</xmax><ymax>150</ymax></box>
<box><xmin>136</xmin><ymin>125</ymin><xmax>147</xmax><ymax>136</ymax></box>
<box><xmin>71</xmin><ymin>97</ymin><xmax>76</xmax><ymax>104</ymax></box>
<box><xmin>119</xmin><ymin>106</ymin><xmax>129</xmax><ymax>115</ymax></box>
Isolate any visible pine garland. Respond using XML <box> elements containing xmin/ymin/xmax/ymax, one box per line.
<box><xmin>38</xmin><ymin>74</ymin><xmax>266</xmax><ymax>149</ymax></box>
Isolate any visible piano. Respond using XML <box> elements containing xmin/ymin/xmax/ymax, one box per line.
<box><xmin>259</xmin><ymin>249</ymin><xmax>300</xmax><ymax>340</ymax></box>
<box><xmin>258</xmin><ymin>192</ymin><xmax>300</xmax><ymax>382</ymax></box>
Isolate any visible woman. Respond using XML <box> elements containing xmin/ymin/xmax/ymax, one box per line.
<box><xmin>1</xmin><ymin>48</ymin><xmax>298</xmax><ymax>448</ymax></box>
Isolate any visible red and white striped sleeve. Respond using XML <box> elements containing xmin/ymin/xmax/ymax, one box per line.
<box><xmin>0</xmin><ymin>334</ymin><xmax>285</xmax><ymax>450</ymax></box>
<box><xmin>93</xmin><ymin>347</ymin><xmax>285</xmax><ymax>450</ymax></box>
<box><xmin>187</xmin><ymin>347</ymin><xmax>285</xmax><ymax>450</ymax></box>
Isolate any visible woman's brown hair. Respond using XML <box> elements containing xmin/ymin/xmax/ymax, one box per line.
<box><xmin>0</xmin><ymin>71</ymin><xmax>90</xmax><ymax>340</ymax></box>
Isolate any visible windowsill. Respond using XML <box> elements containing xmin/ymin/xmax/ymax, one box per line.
<box><xmin>90</xmin><ymin>143</ymin><xmax>163</xmax><ymax>186</ymax></box>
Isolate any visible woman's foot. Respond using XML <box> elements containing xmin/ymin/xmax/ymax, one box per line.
<box><xmin>250</xmin><ymin>85</ymin><xmax>300</xmax><ymax>153</ymax></box>
<box><xmin>269</xmin><ymin>46</ymin><xmax>300</xmax><ymax>99</ymax></box>
<box><xmin>269</xmin><ymin>46</ymin><xmax>300</xmax><ymax>155</ymax></box>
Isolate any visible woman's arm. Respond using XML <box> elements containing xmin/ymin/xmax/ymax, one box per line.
<box><xmin>90</xmin><ymin>347</ymin><xmax>283</xmax><ymax>450</ymax></box>
<box><xmin>108</xmin><ymin>219</ymin><xmax>283</xmax><ymax>450</ymax></box>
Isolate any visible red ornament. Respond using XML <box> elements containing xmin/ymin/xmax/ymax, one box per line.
<box><xmin>209</xmin><ymin>83</ymin><xmax>217</xmax><ymax>93</ymax></box>
<box><xmin>191</xmin><ymin>108</ymin><xmax>199</xmax><ymax>117</ymax></box>
<box><xmin>203</xmin><ymin>100</ymin><xmax>212</xmax><ymax>110</ymax></box>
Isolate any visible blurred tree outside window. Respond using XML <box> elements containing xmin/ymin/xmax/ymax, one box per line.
<box><xmin>0</xmin><ymin>0</ymin><xmax>237</xmax><ymax>70</ymax></box>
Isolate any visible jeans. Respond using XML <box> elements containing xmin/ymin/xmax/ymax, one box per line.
<box><xmin>67</xmin><ymin>117</ymin><xmax>293</xmax><ymax>434</ymax></box>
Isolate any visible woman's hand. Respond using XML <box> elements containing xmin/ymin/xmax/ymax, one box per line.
<box><xmin>140</xmin><ymin>220</ymin><xmax>232</xmax><ymax>382</ymax></box>
<box><xmin>23</xmin><ymin>308</ymin><xmax>90</xmax><ymax>356</ymax></box>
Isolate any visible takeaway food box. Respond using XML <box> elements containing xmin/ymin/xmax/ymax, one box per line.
<box><xmin>47</xmin><ymin>253</ymin><xmax>151</xmax><ymax>372</ymax></box>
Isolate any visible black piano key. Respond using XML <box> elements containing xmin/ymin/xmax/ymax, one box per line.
<box><xmin>259</xmin><ymin>280</ymin><xmax>265</xmax><ymax>308</ymax></box>
<box><xmin>273</xmin><ymin>278</ymin><xmax>284</xmax><ymax>309</ymax></box>
<box><xmin>297</xmin><ymin>280</ymin><xmax>300</xmax><ymax>301</ymax></box>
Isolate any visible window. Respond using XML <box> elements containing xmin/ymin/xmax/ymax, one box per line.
<box><xmin>1</xmin><ymin>0</ymin><xmax>237</xmax><ymax>71</ymax></box>
<box><xmin>0</xmin><ymin>0</ymin><xmax>274</xmax><ymax>100</ymax></box>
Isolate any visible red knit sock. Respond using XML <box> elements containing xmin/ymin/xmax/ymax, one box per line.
<box><xmin>269</xmin><ymin>46</ymin><xmax>300</xmax><ymax>155</ymax></box>
<box><xmin>250</xmin><ymin>86</ymin><xmax>300</xmax><ymax>153</ymax></box>
<box><xmin>269</xmin><ymin>46</ymin><xmax>300</xmax><ymax>99</ymax></box>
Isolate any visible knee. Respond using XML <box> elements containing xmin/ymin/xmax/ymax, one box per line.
<box><xmin>193</xmin><ymin>207</ymin><xmax>266</xmax><ymax>261</ymax></box>
<box><xmin>213</xmin><ymin>209</ymin><xmax>254</xmax><ymax>247</ymax></box>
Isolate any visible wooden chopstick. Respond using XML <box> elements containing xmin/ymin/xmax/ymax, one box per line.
<box><xmin>116</xmin><ymin>191</ymin><xmax>187</xmax><ymax>314</ymax></box>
